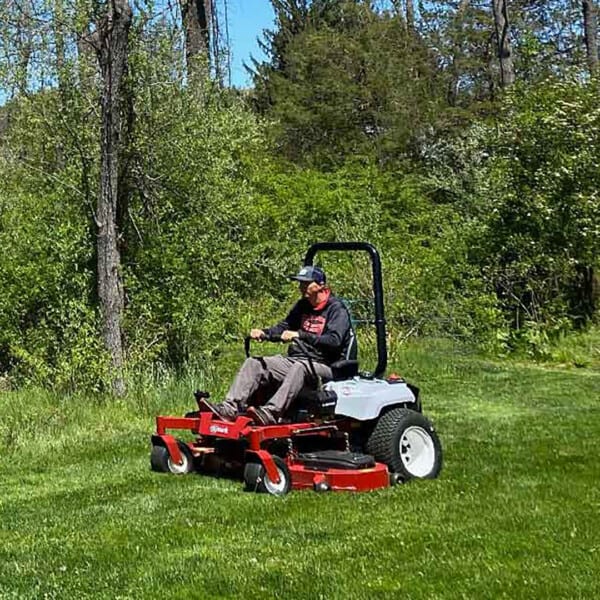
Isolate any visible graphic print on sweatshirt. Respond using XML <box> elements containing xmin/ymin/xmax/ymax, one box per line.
<box><xmin>301</xmin><ymin>314</ymin><xmax>326</xmax><ymax>335</ymax></box>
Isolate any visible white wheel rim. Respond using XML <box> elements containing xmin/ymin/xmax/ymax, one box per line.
<box><xmin>168</xmin><ymin>451</ymin><xmax>189</xmax><ymax>474</ymax></box>
<box><xmin>264</xmin><ymin>466</ymin><xmax>288</xmax><ymax>495</ymax></box>
<box><xmin>399</xmin><ymin>426</ymin><xmax>436</xmax><ymax>477</ymax></box>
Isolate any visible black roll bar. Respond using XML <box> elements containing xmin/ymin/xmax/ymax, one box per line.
<box><xmin>303</xmin><ymin>242</ymin><xmax>387</xmax><ymax>378</ymax></box>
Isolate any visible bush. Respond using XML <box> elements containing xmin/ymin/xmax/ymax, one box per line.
<box><xmin>0</xmin><ymin>153</ymin><xmax>106</xmax><ymax>389</ymax></box>
<box><xmin>420</xmin><ymin>78</ymin><xmax>600</xmax><ymax>353</ymax></box>
<box><xmin>478</xmin><ymin>79</ymin><xmax>600</xmax><ymax>342</ymax></box>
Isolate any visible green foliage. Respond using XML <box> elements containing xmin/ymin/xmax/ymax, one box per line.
<box><xmin>544</xmin><ymin>326</ymin><xmax>600</xmax><ymax>368</ymax></box>
<box><xmin>247</xmin><ymin>162</ymin><xmax>502</xmax><ymax>347</ymax></box>
<box><xmin>420</xmin><ymin>77</ymin><xmax>600</xmax><ymax>354</ymax></box>
<box><xmin>0</xmin><ymin>1</ymin><xmax>599</xmax><ymax>391</ymax></box>
<box><xmin>252</xmin><ymin>1</ymin><xmax>441</xmax><ymax>166</ymax></box>
<box><xmin>478</xmin><ymin>79</ymin><xmax>600</xmax><ymax>339</ymax></box>
<box><xmin>0</xmin><ymin>94</ymin><xmax>107</xmax><ymax>390</ymax></box>
<box><xmin>122</xmin><ymin>84</ymin><xmax>268</xmax><ymax>367</ymax></box>
<box><xmin>254</xmin><ymin>0</ymin><xmax>590</xmax><ymax>167</ymax></box>
<box><xmin>422</xmin><ymin>1</ymin><xmax>585</xmax><ymax>106</ymax></box>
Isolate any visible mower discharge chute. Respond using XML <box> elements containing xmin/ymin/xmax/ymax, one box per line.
<box><xmin>150</xmin><ymin>242</ymin><xmax>443</xmax><ymax>495</ymax></box>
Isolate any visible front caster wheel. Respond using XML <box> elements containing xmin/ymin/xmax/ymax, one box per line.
<box><xmin>389</xmin><ymin>472</ymin><xmax>404</xmax><ymax>486</ymax></box>
<box><xmin>314</xmin><ymin>481</ymin><xmax>331</xmax><ymax>493</ymax></box>
<box><xmin>150</xmin><ymin>441</ymin><xmax>194</xmax><ymax>474</ymax></box>
<box><xmin>243</xmin><ymin>456</ymin><xmax>291</xmax><ymax>496</ymax></box>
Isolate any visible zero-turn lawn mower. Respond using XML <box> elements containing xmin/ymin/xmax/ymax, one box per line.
<box><xmin>150</xmin><ymin>242</ymin><xmax>443</xmax><ymax>495</ymax></box>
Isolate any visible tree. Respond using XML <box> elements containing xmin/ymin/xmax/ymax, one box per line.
<box><xmin>474</xmin><ymin>80</ymin><xmax>600</xmax><ymax>334</ymax></box>
<box><xmin>180</xmin><ymin>0</ymin><xmax>211</xmax><ymax>76</ymax></box>
<box><xmin>92</xmin><ymin>0</ymin><xmax>133</xmax><ymax>394</ymax></box>
<box><xmin>446</xmin><ymin>0</ymin><xmax>471</xmax><ymax>106</ymax></box>
<box><xmin>582</xmin><ymin>0</ymin><xmax>599</xmax><ymax>75</ymax></box>
<box><xmin>0</xmin><ymin>0</ymin><xmax>34</xmax><ymax>97</ymax></box>
<box><xmin>491</xmin><ymin>0</ymin><xmax>515</xmax><ymax>87</ymax></box>
<box><xmin>251</xmin><ymin>0</ymin><xmax>441</xmax><ymax>165</ymax></box>
<box><xmin>420</xmin><ymin>1</ymin><xmax>589</xmax><ymax>107</ymax></box>
<box><xmin>405</xmin><ymin>0</ymin><xmax>415</xmax><ymax>31</ymax></box>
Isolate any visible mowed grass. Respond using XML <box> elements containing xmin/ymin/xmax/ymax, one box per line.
<box><xmin>1</xmin><ymin>341</ymin><xmax>599</xmax><ymax>599</ymax></box>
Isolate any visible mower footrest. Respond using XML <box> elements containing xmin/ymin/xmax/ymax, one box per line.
<box><xmin>297</xmin><ymin>450</ymin><xmax>375</xmax><ymax>470</ymax></box>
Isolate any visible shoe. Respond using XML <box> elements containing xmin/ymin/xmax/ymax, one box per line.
<box><xmin>246</xmin><ymin>406</ymin><xmax>278</xmax><ymax>426</ymax></box>
<box><xmin>197</xmin><ymin>399</ymin><xmax>236</xmax><ymax>422</ymax></box>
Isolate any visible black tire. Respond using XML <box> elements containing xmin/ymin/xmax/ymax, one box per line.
<box><xmin>366</xmin><ymin>408</ymin><xmax>442</xmax><ymax>481</ymax></box>
<box><xmin>243</xmin><ymin>462</ymin><xmax>263</xmax><ymax>490</ymax></box>
<box><xmin>150</xmin><ymin>441</ymin><xmax>194</xmax><ymax>474</ymax></box>
<box><xmin>389</xmin><ymin>472</ymin><xmax>403</xmax><ymax>486</ymax></box>
<box><xmin>313</xmin><ymin>481</ymin><xmax>331</xmax><ymax>493</ymax></box>
<box><xmin>243</xmin><ymin>456</ymin><xmax>291</xmax><ymax>496</ymax></box>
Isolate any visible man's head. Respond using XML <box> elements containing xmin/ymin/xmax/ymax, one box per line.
<box><xmin>289</xmin><ymin>265</ymin><xmax>328</xmax><ymax>305</ymax></box>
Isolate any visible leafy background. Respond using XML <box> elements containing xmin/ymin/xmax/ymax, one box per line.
<box><xmin>0</xmin><ymin>1</ymin><xmax>598</xmax><ymax>390</ymax></box>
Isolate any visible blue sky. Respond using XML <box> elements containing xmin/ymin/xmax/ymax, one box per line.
<box><xmin>227</xmin><ymin>0</ymin><xmax>276</xmax><ymax>87</ymax></box>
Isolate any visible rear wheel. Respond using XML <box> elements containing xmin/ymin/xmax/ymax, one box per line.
<box><xmin>150</xmin><ymin>441</ymin><xmax>194</xmax><ymax>474</ymax></box>
<box><xmin>243</xmin><ymin>456</ymin><xmax>291</xmax><ymax>496</ymax></box>
<box><xmin>366</xmin><ymin>408</ymin><xmax>442</xmax><ymax>482</ymax></box>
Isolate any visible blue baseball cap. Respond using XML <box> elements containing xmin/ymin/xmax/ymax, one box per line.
<box><xmin>289</xmin><ymin>265</ymin><xmax>326</xmax><ymax>284</ymax></box>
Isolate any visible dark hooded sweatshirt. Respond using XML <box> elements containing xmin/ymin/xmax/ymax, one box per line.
<box><xmin>263</xmin><ymin>292</ymin><xmax>356</xmax><ymax>365</ymax></box>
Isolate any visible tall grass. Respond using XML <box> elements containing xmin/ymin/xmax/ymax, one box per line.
<box><xmin>1</xmin><ymin>339</ymin><xmax>599</xmax><ymax>599</ymax></box>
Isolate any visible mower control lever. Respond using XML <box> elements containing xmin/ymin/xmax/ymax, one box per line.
<box><xmin>244</xmin><ymin>334</ymin><xmax>283</xmax><ymax>357</ymax></box>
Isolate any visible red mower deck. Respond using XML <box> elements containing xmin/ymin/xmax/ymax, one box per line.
<box><xmin>152</xmin><ymin>412</ymin><xmax>393</xmax><ymax>493</ymax></box>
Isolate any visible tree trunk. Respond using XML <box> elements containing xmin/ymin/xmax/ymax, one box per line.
<box><xmin>52</xmin><ymin>0</ymin><xmax>68</xmax><ymax>93</ymax></box>
<box><xmin>582</xmin><ymin>0</ymin><xmax>599</xmax><ymax>75</ymax></box>
<box><xmin>77</xmin><ymin>21</ymin><xmax>97</xmax><ymax>95</ymax></box>
<box><xmin>180</xmin><ymin>0</ymin><xmax>211</xmax><ymax>76</ymax></box>
<box><xmin>447</xmin><ymin>0</ymin><xmax>471</xmax><ymax>106</ymax></box>
<box><xmin>405</xmin><ymin>0</ymin><xmax>415</xmax><ymax>31</ymax></box>
<box><xmin>390</xmin><ymin>1</ymin><xmax>406</xmax><ymax>30</ymax></box>
<box><xmin>94</xmin><ymin>0</ymin><xmax>132</xmax><ymax>395</ymax></box>
<box><xmin>16</xmin><ymin>1</ymin><xmax>33</xmax><ymax>95</ymax></box>
<box><xmin>492</xmin><ymin>0</ymin><xmax>515</xmax><ymax>87</ymax></box>
<box><xmin>576</xmin><ymin>265</ymin><xmax>599</xmax><ymax>322</ymax></box>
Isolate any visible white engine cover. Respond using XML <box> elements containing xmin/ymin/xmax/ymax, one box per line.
<box><xmin>324</xmin><ymin>377</ymin><xmax>417</xmax><ymax>420</ymax></box>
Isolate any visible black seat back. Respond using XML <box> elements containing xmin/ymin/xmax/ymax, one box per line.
<box><xmin>330</xmin><ymin>359</ymin><xmax>359</xmax><ymax>380</ymax></box>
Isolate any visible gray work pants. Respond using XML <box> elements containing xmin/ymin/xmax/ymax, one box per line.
<box><xmin>223</xmin><ymin>355</ymin><xmax>332</xmax><ymax>417</ymax></box>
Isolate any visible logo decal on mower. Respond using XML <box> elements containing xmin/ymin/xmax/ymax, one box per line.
<box><xmin>209</xmin><ymin>424</ymin><xmax>230</xmax><ymax>435</ymax></box>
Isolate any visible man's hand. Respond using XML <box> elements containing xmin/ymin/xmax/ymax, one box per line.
<box><xmin>250</xmin><ymin>328</ymin><xmax>265</xmax><ymax>340</ymax></box>
<box><xmin>281</xmin><ymin>330</ymin><xmax>299</xmax><ymax>342</ymax></box>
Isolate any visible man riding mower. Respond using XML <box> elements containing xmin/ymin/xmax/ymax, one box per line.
<box><xmin>201</xmin><ymin>264</ymin><xmax>355</xmax><ymax>426</ymax></box>
<box><xmin>151</xmin><ymin>242</ymin><xmax>443</xmax><ymax>495</ymax></box>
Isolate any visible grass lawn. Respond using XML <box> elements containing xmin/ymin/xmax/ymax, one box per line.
<box><xmin>1</xmin><ymin>340</ymin><xmax>599</xmax><ymax>599</ymax></box>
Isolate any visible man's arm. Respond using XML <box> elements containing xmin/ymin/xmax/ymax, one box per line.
<box><xmin>262</xmin><ymin>301</ymin><xmax>303</xmax><ymax>338</ymax></box>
